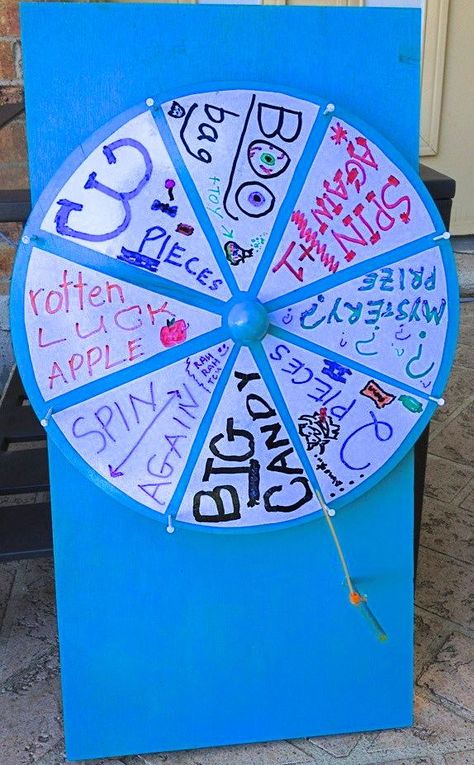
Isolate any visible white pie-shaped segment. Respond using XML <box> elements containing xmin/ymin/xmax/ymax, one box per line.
<box><xmin>53</xmin><ymin>340</ymin><xmax>233</xmax><ymax>512</ymax></box>
<box><xmin>259</xmin><ymin>117</ymin><xmax>435</xmax><ymax>303</ymax></box>
<box><xmin>268</xmin><ymin>248</ymin><xmax>448</xmax><ymax>394</ymax></box>
<box><xmin>163</xmin><ymin>90</ymin><xmax>319</xmax><ymax>291</ymax></box>
<box><xmin>263</xmin><ymin>335</ymin><xmax>430</xmax><ymax>503</ymax></box>
<box><xmin>40</xmin><ymin>110</ymin><xmax>231</xmax><ymax>300</ymax></box>
<box><xmin>24</xmin><ymin>248</ymin><xmax>222</xmax><ymax>400</ymax></box>
<box><xmin>176</xmin><ymin>347</ymin><xmax>318</xmax><ymax>526</ymax></box>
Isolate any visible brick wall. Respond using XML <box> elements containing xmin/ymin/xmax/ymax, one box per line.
<box><xmin>0</xmin><ymin>0</ymin><xmax>27</xmax><ymax>188</ymax></box>
<box><xmin>0</xmin><ymin>0</ymin><xmax>28</xmax><ymax>385</ymax></box>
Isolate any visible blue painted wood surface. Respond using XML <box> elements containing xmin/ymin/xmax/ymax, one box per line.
<box><xmin>20</xmin><ymin>4</ymin><xmax>421</xmax><ymax>759</ymax></box>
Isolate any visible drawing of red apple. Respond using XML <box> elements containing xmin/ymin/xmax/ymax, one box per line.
<box><xmin>160</xmin><ymin>318</ymin><xmax>188</xmax><ymax>348</ymax></box>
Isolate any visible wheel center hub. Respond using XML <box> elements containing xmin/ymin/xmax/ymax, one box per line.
<box><xmin>226</xmin><ymin>298</ymin><xmax>269</xmax><ymax>345</ymax></box>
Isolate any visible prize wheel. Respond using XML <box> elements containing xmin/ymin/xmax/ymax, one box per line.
<box><xmin>11</xmin><ymin>85</ymin><xmax>458</xmax><ymax>532</ymax></box>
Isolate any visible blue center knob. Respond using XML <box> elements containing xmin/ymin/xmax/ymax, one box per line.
<box><xmin>226</xmin><ymin>298</ymin><xmax>269</xmax><ymax>345</ymax></box>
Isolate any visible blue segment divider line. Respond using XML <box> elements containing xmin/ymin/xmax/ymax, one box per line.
<box><xmin>48</xmin><ymin>326</ymin><xmax>230</xmax><ymax>414</ymax></box>
<box><xmin>268</xmin><ymin>324</ymin><xmax>436</xmax><ymax>403</ymax></box>
<box><xmin>264</xmin><ymin>232</ymin><xmax>438</xmax><ymax>313</ymax></box>
<box><xmin>153</xmin><ymin>105</ymin><xmax>239</xmax><ymax>296</ymax></box>
<box><xmin>38</xmin><ymin>231</ymin><xmax>226</xmax><ymax>315</ymax></box>
<box><xmin>248</xmin><ymin>108</ymin><xmax>330</xmax><ymax>298</ymax></box>
<box><xmin>249</xmin><ymin>341</ymin><xmax>324</xmax><ymax>508</ymax></box>
<box><xmin>166</xmin><ymin>343</ymin><xmax>240</xmax><ymax>519</ymax></box>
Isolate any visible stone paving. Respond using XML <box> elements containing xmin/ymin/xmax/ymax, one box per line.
<box><xmin>0</xmin><ymin>304</ymin><xmax>473</xmax><ymax>765</ymax></box>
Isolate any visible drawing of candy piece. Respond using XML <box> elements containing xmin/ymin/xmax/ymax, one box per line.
<box><xmin>160</xmin><ymin>318</ymin><xmax>188</xmax><ymax>348</ymax></box>
<box><xmin>165</xmin><ymin>178</ymin><xmax>176</xmax><ymax>201</ymax></box>
<box><xmin>398</xmin><ymin>395</ymin><xmax>424</xmax><ymax>414</ymax></box>
<box><xmin>360</xmin><ymin>380</ymin><xmax>395</xmax><ymax>409</ymax></box>
<box><xmin>151</xmin><ymin>199</ymin><xmax>178</xmax><ymax>217</ymax></box>
<box><xmin>176</xmin><ymin>223</ymin><xmax>194</xmax><ymax>236</ymax></box>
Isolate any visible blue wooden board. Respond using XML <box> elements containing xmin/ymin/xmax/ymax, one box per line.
<box><xmin>19</xmin><ymin>4</ymin><xmax>423</xmax><ymax>759</ymax></box>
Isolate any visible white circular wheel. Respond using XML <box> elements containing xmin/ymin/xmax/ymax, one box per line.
<box><xmin>12</xmin><ymin>87</ymin><xmax>458</xmax><ymax>530</ymax></box>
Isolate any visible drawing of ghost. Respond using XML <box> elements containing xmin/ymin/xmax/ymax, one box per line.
<box><xmin>224</xmin><ymin>240</ymin><xmax>254</xmax><ymax>266</ymax></box>
<box><xmin>298</xmin><ymin>411</ymin><xmax>340</xmax><ymax>456</ymax></box>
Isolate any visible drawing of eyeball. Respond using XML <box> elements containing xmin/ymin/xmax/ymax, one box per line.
<box><xmin>235</xmin><ymin>182</ymin><xmax>275</xmax><ymax>218</ymax></box>
<box><xmin>247</xmin><ymin>140</ymin><xmax>291</xmax><ymax>178</ymax></box>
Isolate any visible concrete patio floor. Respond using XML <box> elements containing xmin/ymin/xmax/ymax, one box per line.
<box><xmin>0</xmin><ymin>303</ymin><xmax>473</xmax><ymax>765</ymax></box>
